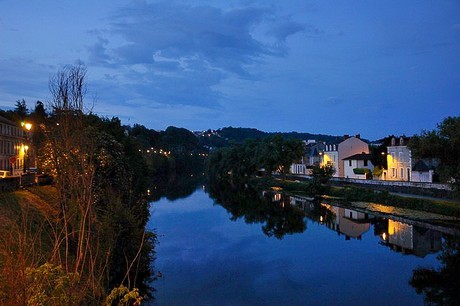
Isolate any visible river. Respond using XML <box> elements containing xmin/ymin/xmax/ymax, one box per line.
<box><xmin>147</xmin><ymin>183</ymin><xmax>460</xmax><ymax>305</ymax></box>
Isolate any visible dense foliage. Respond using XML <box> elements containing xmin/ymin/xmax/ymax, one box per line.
<box><xmin>0</xmin><ymin>66</ymin><xmax>159</xmax><ymax>304</ymax></box>
<box><xmin>207</xmin><ymin>134</ymin><xmax>304</xmax><ymax>181</ymax></box>
<box><xmin>409</xmin><ymin>116</ymin><xmax>460</xmax><ymax>194</ymax></box>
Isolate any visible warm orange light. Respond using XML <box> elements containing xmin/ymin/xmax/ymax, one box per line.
<box><xmin>21</xmin><ymin>122</ymin><xmax>32</xmax><ymax>130</ymax></box>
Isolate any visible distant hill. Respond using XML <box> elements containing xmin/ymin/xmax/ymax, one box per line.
<box><xmin>197</xmin><ymin>126</ymin><xmax>344</xmax><ymax>149</ymax></box>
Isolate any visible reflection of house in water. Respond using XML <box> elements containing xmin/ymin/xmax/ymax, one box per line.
<box><xmin>290</xmin><ymin>195</ymin><xmax>312</xmax><ymax>210</ymax></box>
<box><xmin>381</xmin><ymin>220</ymin><xmax>442</xmax><ymax>257</ymax></box>
<box><xmin>322</xmin><ymin>204</ymin><xmax>372</xmax><ymax>240</ymax></box>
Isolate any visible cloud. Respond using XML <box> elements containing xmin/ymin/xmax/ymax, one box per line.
<box><xmin>87</xmin><ymin>1</ymin><xmax>306</xmax><ymax>108</ymax></box>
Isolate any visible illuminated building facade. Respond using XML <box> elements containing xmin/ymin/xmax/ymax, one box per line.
<box><xmin>321</xmin><ymin>135</ymin><xmax>369</xmax><ymax>177</ymax></box>
<box><xmin>0</xmin><ymin>116</ymin><xmax>27</xmax><ymax>175</ymax></box>
<box><xmin>386</xmin><ymin>136</ymin><xmax>411</xmax><ymax>181</ymax></box>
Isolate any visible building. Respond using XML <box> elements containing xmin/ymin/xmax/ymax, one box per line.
<box><xmin>343</xmin><ymin>153</ymin><xmax>374</xmax><ymax>179</ymax></box>
<box><xmin>385</xmin><ymin>136</ymin><xmax>411</xmax><ymax>181</ymax></box>
<box><xmin>0</xmin><ymin>116</ymin><xmax>28</xmax><ymax>176</ymax></box>
<box><xmin>290</xmin><ymin>140</ymin><xmax>325</xmax><ymax>175</ymax></box>
<box><xmin>381</xmin><ymin>220</ymin><xmax>442</xmax><ymax>257</ymax></box>
<box><xmin>411</xmin><ymin>160</ymin><xmax>434</xmax><ymax>183</ymax></box>
<box><xmin>321</xmin><ymin>135</ymin><xmax>370</xmax><ymax>177</ymax></box>
<box><xmin>322</xmin><ymin>204</ymin><xmax>372</xmax><ymax>240</ymax></box>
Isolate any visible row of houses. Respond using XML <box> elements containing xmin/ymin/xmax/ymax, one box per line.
<box><xmin>290</xmin><ymin>134</ymin><xmax>434</xmax><ymax>183</ymax></box>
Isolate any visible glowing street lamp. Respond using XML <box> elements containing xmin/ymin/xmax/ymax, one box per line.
<box><xmin>23</xmin><ymin>145</ymin><xmax>29</xmax><ymax>173</ymax></box>
<box><xmin>21</xmin><ymin>122</ymin><xmax>32</xmax><ymax>131</ymax></box>
<box><xmin>21</xmin><ymin>122</ymin><xmax>33</xmax><ymax>173</ymax></box>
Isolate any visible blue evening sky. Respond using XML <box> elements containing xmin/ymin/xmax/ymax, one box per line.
<box><xmin>1</xmin><ymin>0</ymin><xmax>459</xmax><ymax>140</ymax></box>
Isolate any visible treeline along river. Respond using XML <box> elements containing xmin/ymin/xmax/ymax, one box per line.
<box><xmin>148</xmin><ymin>177</ymin><xmax>460</xmax><ymax>305</ymax></box>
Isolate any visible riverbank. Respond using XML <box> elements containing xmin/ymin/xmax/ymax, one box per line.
<box><xmin>0</xmin><ymin>185</ymin><xmax>154</xmax><ymax>304</ymax></box>
<box><xmin>254</xmin><ymin>176</ymin><xmax>460</xmax><ymax>219</ymax></box>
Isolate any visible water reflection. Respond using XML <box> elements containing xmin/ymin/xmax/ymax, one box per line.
<box><xmin>410</xmin><ymin>236</ymin><xmax>460</xmax><ymax>305</ymax></box>
<box><xmin>380</xmin><ymin>220</ymin><xmax>442</xmax><ymax>257</ymax></box>
<box><xmin>209</xmin><ymin>182</ymin><xmax>458</xmax><ymax>255</ymax></box>
<box><xmin>208</xmin><ymin>182</ymin><xmax>307</xmax><ymax>239</ymax></box>
<box><xmin>152</xmin><ymin>179</ymin><xmax>460</xmax><ymax>305</ymax></box>
<box><xmin>147</xmin><ymin>173</ymin><xmax>204</xmax><ymax>202</ymax></box>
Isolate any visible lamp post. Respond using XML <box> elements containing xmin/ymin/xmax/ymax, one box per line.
<box><xmin>23</xmin><ymin>145</ymin><xmax>29</xmax><ymax>173</ymax></box>
<box><xmin>21</xmin><ymin>122</ymin><xmax>32</xmax><ymax>173</ymax></box>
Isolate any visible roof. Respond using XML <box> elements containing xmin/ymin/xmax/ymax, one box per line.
<box><xmin>0</xmin><ymin>115</ymin><xmax>19</xmax><ymax>126</ymax></box>
<box><xmin>412</xmin><ymin>160</ymin><xmax>430</xmax><ymax>172</ymax></box>
<box><xmin>343</xmin><ymin>153</ymin><xmax>372</xmax><ymax>161</ymax></box>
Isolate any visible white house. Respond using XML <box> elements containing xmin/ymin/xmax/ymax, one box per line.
<box><xmin>411</xmin><ymin>160</ymin><xmax>434</xmax><ymax>183</ymax></box>
<box><xmin>343</xmin><ymin>153</ymin><xmax>374</xmax><ymax>179</ymax></box>
<box><xmin>385</xmin><ymin>136</ymin><xmax>411</xmax><ymax>181</ymax></box>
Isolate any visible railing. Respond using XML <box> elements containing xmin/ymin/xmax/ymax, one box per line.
<box><xmin>330</xmin><ymin>177</ymin><xmax>451</xmax><ymax>191</ymax></box>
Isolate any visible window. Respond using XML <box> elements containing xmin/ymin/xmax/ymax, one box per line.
<box><xmin>392</xmin><ymin>168</ymin><xmax>396</xmax><ymax>177</ymax></box>
<box><xmin>349</xmin><ymin>160</ymin><xmax>352</xmax><ymax>166</ymax></box>
<box><xmin>364</xmin><ymin>160</ymin><xmax>368</xmax><ymax>167</ymax></box>
<box><xmin>400</xmin><ymin>168</ymin><xmax>404</xmax><ymax>178</ymax></box>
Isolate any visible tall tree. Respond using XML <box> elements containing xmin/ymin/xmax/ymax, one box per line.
<box><xmin>14</xmin><ymin>98</ymin><xmax>28</xmax><ymax>119</ymax></box>
<box><xmin>409</xmin><ymin>116</ymin><xmax>460</xmax><ymax>194</ymax></box>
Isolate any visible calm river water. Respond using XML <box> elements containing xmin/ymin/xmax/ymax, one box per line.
<box><xmin>147</xmin><ymin>184</ymin><xmax>459</xmax><ymax>305</ymax></box>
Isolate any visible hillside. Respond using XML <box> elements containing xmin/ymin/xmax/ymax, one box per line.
<box><xmin>198</xmin><ymin>126</ymin><xmax>343</xmax><ymax>149</ymax></box>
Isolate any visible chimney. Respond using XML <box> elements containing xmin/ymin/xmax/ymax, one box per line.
<box><xmin>356</xmin><ymin>133</ymin><xmax>361</xmax><ymax>139</ymax></box>
<box><xmin>344</xmin><ymin>134</ymin><xmax>349</xmax><ymax>140</ymax></box>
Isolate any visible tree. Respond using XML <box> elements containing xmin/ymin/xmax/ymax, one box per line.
<box><xmin>14</xmin><ymin>99</ymin><xmax>28</xmax><ymax>119</ymax></box>
<box><xmin>259</xmin><ymin>135</ymin><xmax>304</xmax><ymax>177</ymax></box>
<box><xmin>409</xmin><ymin>116</ymin><xmax>460</xmax><ymax>193</ymax></box>
<box><xmin>307</xmin><ymin>164</ymin><xmax>336</xmax><ymax>195</ymax></box>
<box><xmin>37</xmin><ymin>65</ymin><xmax>156</xmax><ymax>301</ymax></box>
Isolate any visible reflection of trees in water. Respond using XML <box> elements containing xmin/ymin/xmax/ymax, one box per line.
<box><xmin>208</xmin><ymin>181</ymin><xmax>306</xmax><ymax>239</ymax></box>
<box><xmin>410</xmin><ymin>236</ymin><xmax>460</xmax><ymax>305</ymax></box>
<box><xmin>148</xmin><ymin>173</ymin><xmax>204</xmax><ymax>202</ymax></box>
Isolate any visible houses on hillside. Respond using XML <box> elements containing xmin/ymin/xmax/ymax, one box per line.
<box><xmin>290</xmin><ymin>134</ymin><xmax>435</xmax><ymax>183</ymax></box>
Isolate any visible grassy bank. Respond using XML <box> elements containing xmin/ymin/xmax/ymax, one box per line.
<box><xmin>0</xmin><ymin>186</ymin><xmax>59</xmax><ymax>302</ymax></box>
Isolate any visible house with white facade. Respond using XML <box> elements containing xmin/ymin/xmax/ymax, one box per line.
<box><xmin>385</xmin><ymin>136</ymin><xmax>412</xmax><ymax>181</ymax></box>
<box><xmin>343</xmin><ymin>153</ymin><xmax>374</xmax><ymax>179</ymax></box>
<box><xmin>411</xmin><ymin>160</ymin><xmax>434</xmax><ymax>183</ymax></box>
<box><xmin>321</xmin><ymin>135</ymin><xmax>370</xmax><ymax>177</ymax></box>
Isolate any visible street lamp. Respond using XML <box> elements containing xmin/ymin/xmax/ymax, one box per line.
<box><xmin>21</xmin><ymin>121</ymin><xmax>32</xmax><ymax>131</ymax></box>
<box><xmin>23</xmin><ymin>145</ymin><xmax>29</xmax><ymax>173</ymax></box>
<box><xmin>21</xmin><ymin>122</ymin><xmax>33</xmax><ymax>173</ymax></box>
